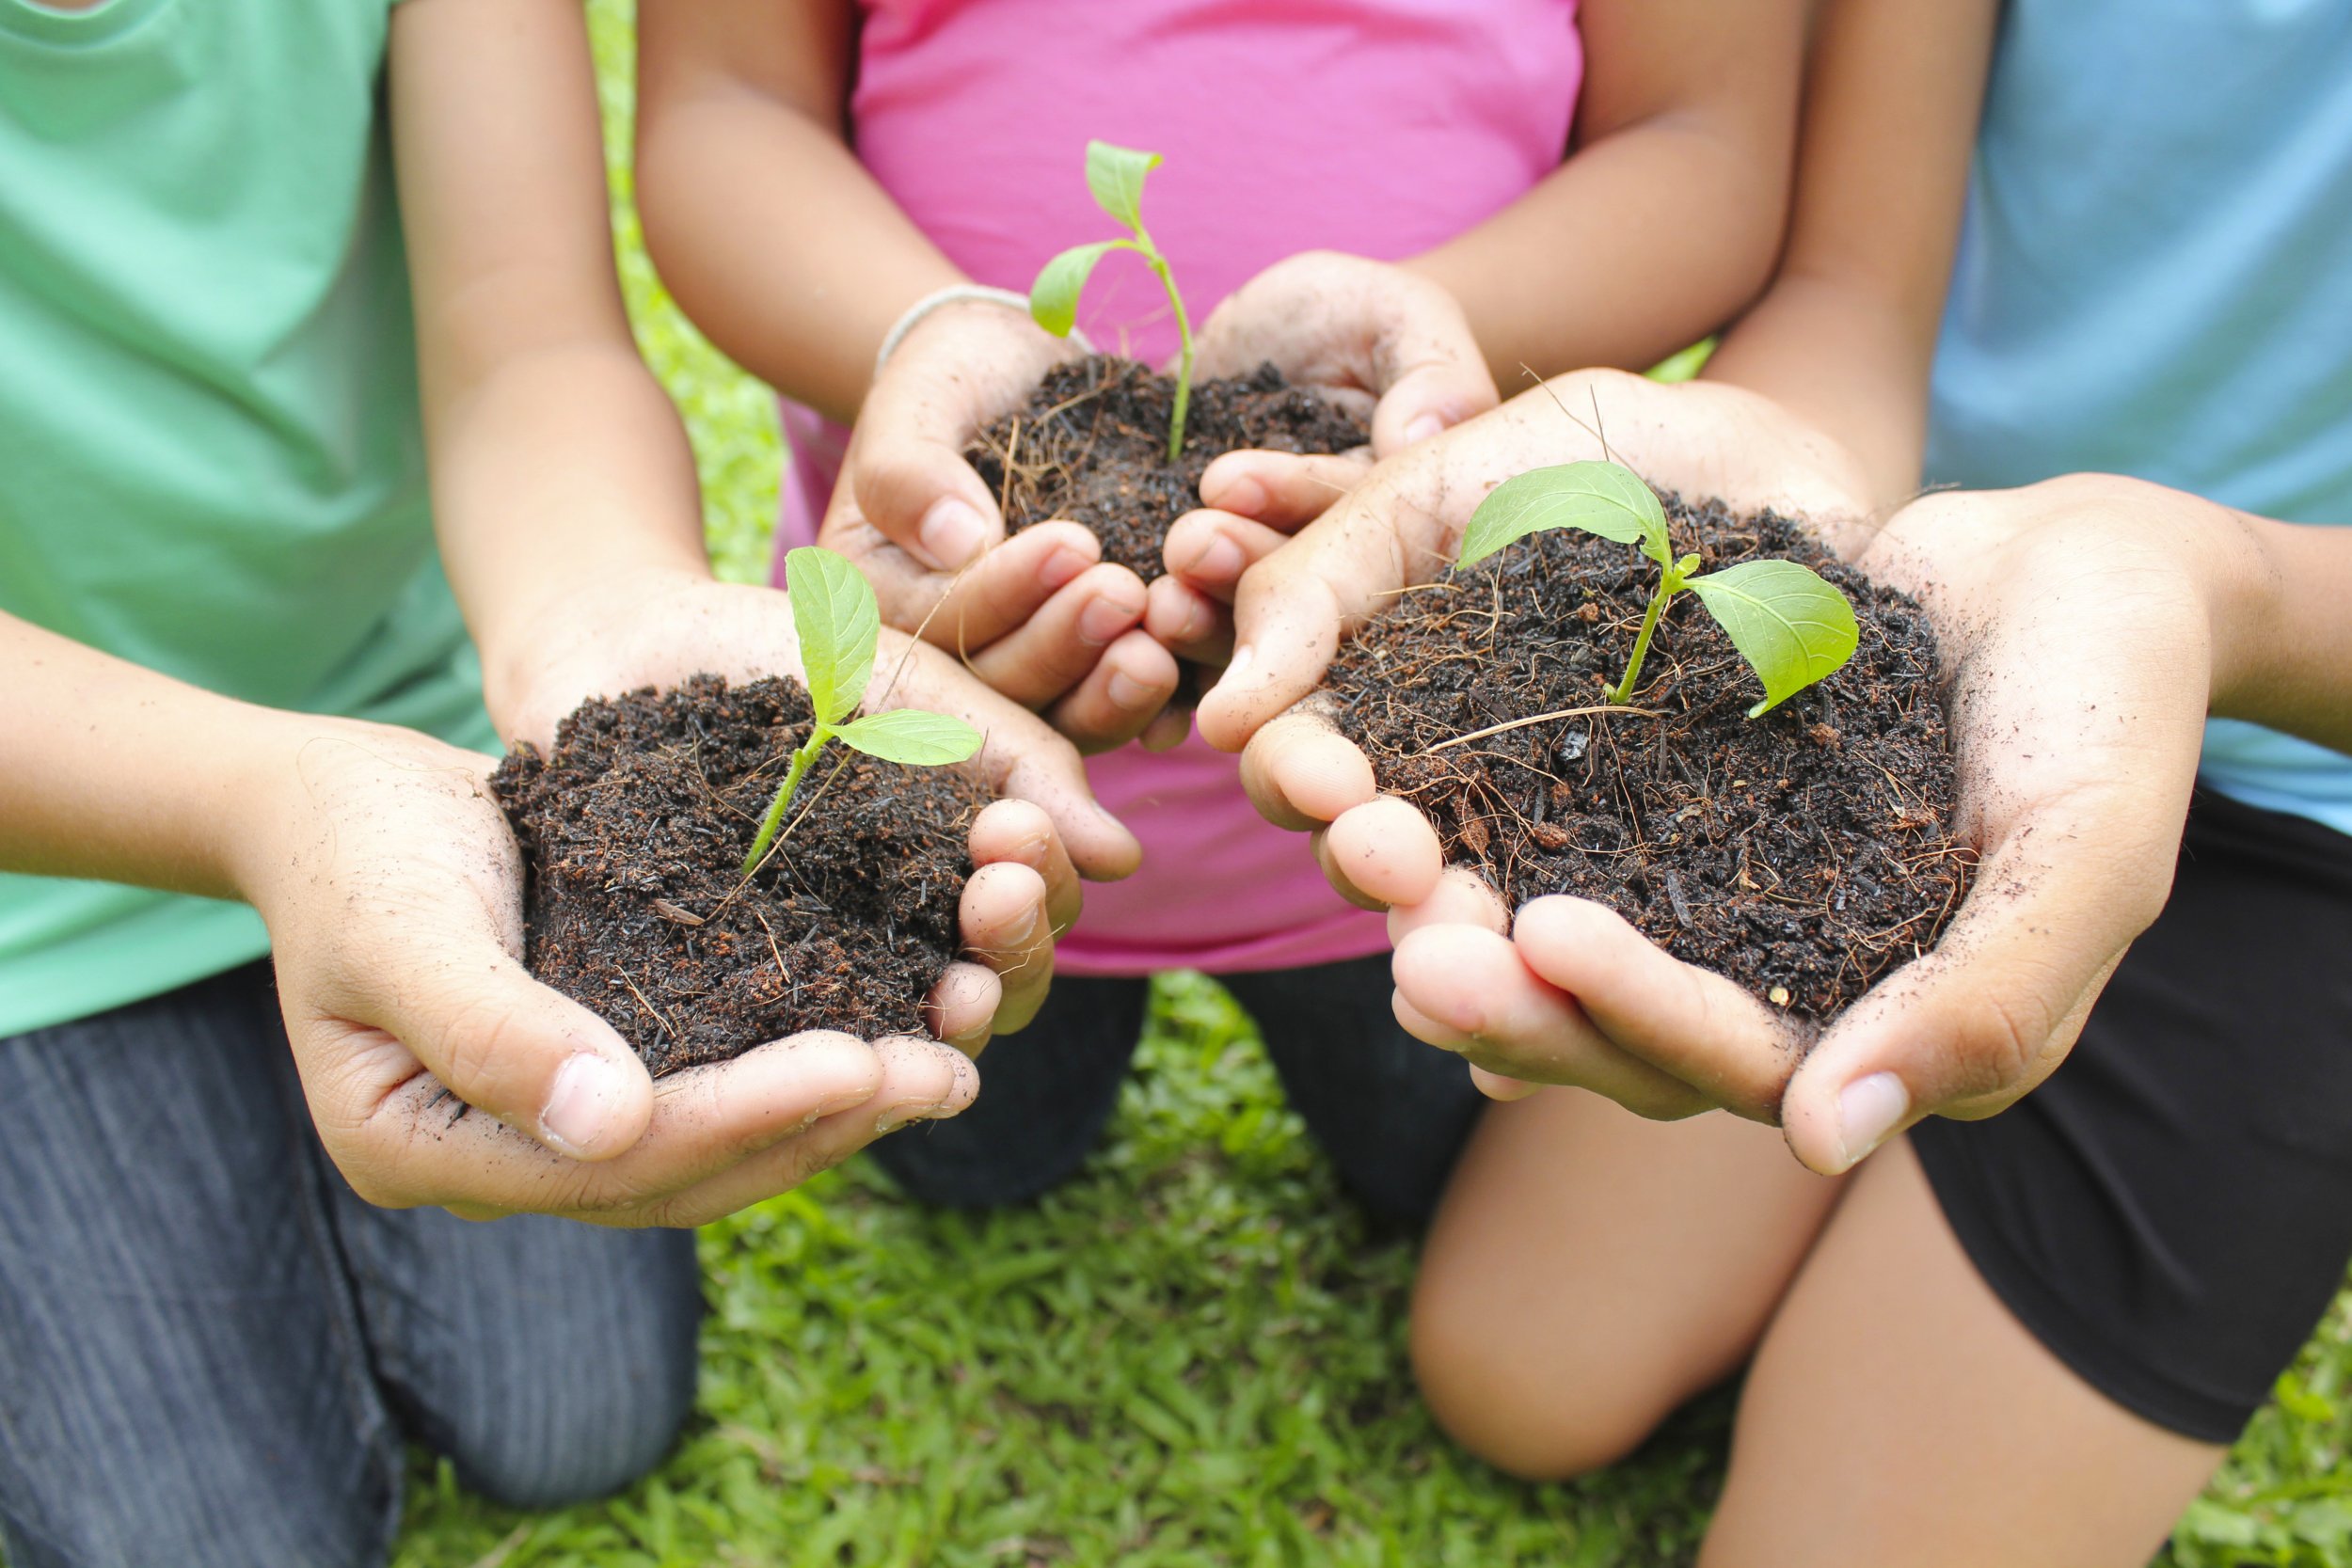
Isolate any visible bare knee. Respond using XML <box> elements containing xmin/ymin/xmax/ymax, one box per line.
<box><xmin>1408</xmin><ymin>1272</ymin><xmax>1674</xmax><ymax>1481</ymax></box>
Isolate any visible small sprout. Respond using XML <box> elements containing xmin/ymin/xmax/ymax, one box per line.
<box><xmin>740</xmin><ymin>547</ymin><xmax>982</xmax><ymax>875</ymax></box>
<box><xmin>1029</xmin><ymin>140</ymin><xmax>1196</xmax><ymax>463</ymax></box>
<box><xmin>1456</xmin><ymin>461</ymin><xmax>1858</xmax><ymax>717</ymax></box>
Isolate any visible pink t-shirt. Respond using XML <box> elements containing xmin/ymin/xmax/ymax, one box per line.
<box><xmin>777</xmin><ymin>0</ymin><xmax>1582</xmax><ymax>976</ymax></box>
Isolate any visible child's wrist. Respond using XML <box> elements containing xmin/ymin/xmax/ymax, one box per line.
<box><xmin>876</xmin><ymin>284</ymin><xmax>1089</xmax><ymax>376</ymax></box>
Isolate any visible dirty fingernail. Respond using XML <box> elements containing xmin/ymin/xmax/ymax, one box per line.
<box><xmin>1835</xmin><ymin>1071</ymin><xmax>1909</xmax><ymax>1170</ymax></box>
<box><xmin>1194</xmin><ymin>535</ymin><xmax>1246</xmax><ymax>583</ymax></box>
<box><xmin>1079</xmin><ymin>595</ymin><xmax>1140</xmax><ymax>646</ymax></box>
<box><xmin>815</xmin><ymin>1085</ymin><xmax>874</xmax><ymax>1117</ymax></box>
<box><xmin>1106</xmin><ymin>670</ymin><xmax>1155</xmax><ymax>709</ymax></box>
<box><xmin>540</xmin><ymin>1053</ymin><xmax>629</xmax><ymax>1157</ymax></box>
<box><xmin>1211</xmin><ymin>474</ymin><xmax>1268</xmax><ymax>516</ymax></box>
<box><xmin>876</xmin><ymin>1101</ymin><xmax>954</xmax><ymax>1135</ymax></box>
<box><xmin>1040</xmin><ymin>543</ymin><xmax>1091</xmax><ymax>590</ymax></box>
<box><xmin>917</xmin><ymin>498</ymin><xmax>990</xmax><ymax>571</ymax></box>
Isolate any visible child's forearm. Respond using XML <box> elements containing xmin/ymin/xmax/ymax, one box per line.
<box><xmin>418</xmin><ymin>337</ymin><xmax>713</xmax><ymax>725</ymax></box>
<box><xmin>1409</xmin><ymin>119</ymin><xmax>1789</xmax><ymax>387</ymax></box>
<box><xmin>1702</xmin><ymin>0</ymin><xmax>2000</xmax><ymax>512</ymax></box>
<box><xmin>2221</xmin><ymin>509</ymin><xmax>2352</xmax><ymax>755</ymax></box>
<box><xmin>0</xmin><ymin>612</ymin><xmax>302</xmax><ymax>901</ymax></box>
<box><xmin>389</xmin><ymin>0</ymin><xmax>719</xmax><ymax>728</ymax></box>
<box><xmin>637</xmin><ymin>0</ymin><xmax>961</xmax><ymax>423</ymax></box>
<box><xmin>1406</xmin><ymin>0</ymin><xmax>1805</xmax><ymax>386</ymax></box>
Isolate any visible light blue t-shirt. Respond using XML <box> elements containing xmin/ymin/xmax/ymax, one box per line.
<box><xmin>1926</xmin><ymin>0</ymin><xmax>2352</xmax><ymax>835</ymax></box>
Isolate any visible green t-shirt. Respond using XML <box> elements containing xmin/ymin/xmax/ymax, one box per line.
<box><xmin>0</xmin><ymin>0</ymin><xmax>495</xmax><ymax>1036</ymax></box>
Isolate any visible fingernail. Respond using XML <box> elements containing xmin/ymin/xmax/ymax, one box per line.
<box><xmin>1835</xmin><ymin>1072</ymin><xmax>1909</xmax><ymax>1170</ymax></box>
<box><xmin>917</xmin><ymin>498</ymin><xmax>989</xmax><ymax>571</ymax></box>
<box><xmin>541</xmin><ymin>1053</ymin><xmax>628</xmax><ymax>1157</ymax></box>
<box><xmin>815</xmin><ymin>1085</ymin><xmax>874</xmax><ymax>1117</ymax></box>
<box><xmin>1212</xmin><ymin>474</ymin><xmax>1268</xmax><ymax>516</ymax></box>
<box><xmin>1404</xmin><ymin>413</ymin><xmax>1448</xmax><ymax>446</ymax></box>
<box><xmin>876</xmin><ymin>1101</ymin><xmax>953</xmax><ymax>1135</ymax></box>
<box><xmin>1195</xmin><ymin>535</ymin><xmax>1246</xmax><ymax>583</ymax></box>
<box><xmin>1078</xmin><ymin>595</ymin><xmax>1139</xmax><ymax>646</ymax></box>
<box><xmin>1005</xmin><ymin>900</ymin><xmax>1048</xmax><ymax>947</ymax></box>
<box><xmin>1040</xmin><ymin>544</ymin><xmax>1091</xmax><ymax>590</ymax></box>
<box><xmin>1107</xmin><ymin>670</ymin><xmax>1154</xmax><ymax>708</ymax></box>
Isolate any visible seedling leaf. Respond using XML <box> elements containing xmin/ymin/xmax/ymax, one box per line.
<box><xmin>1683</xmin><ymin>559</ymin><xmax>1859</xmax><ymax>716</ymax></box>
<box><xmin>786</xmin><ymin>545</ymin><xmax>880</xmax><ymax>726</ymax></box>
<box><xmin>1084</xmin><ymin>141</ymin><xmax>1162</xmax><ymax>232</ymax></box>
<box><xmin>1030</xmin><ymin>241</ymin><xmax>1120</xmax><ymax>338</ymax></box>
<box><xmin>1456</xmin><ymin>461</ymin><xmax>1673</xmax><ymax>569</ymax></box>
<box><xmin>835</xmin><ymin>709</ymin><xmax>983</xmax><ymax>767</ymax></box>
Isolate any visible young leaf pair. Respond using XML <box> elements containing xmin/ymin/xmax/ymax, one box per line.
<box><xmin>740</xmin><ymin>547</ymin><xmax>982</xmax><ymax>875</ymax></box>
<box><xmin>1028</xmin><ymin>140</ymin><xmax>1196</xmax><ymax>462</ymax></box>
<box><xmin>1457</xmin><ymin>462</ymin><xmax>1859</xmax><ymax>717</ymax></box>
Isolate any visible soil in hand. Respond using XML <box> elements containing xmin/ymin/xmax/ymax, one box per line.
<box><xmin>966</xmin><ymin>354</ymin><xmax>1366</xmax><ymax>579</ymax></box>
<box><xmin>491</xmin><ymin>673</ymin><xmax>986</xmax><ymax>1075</ymax></box>
<box><xmin>1326</xmin><ymin>496</ymin><xmax>1972</xmax><ymax>1022</ymax></box>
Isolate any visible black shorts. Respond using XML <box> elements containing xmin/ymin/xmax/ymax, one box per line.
<box><xmin>1914</xmin><ymin>786</ymin><xmax>2352</xmax><ymax>1443</ymax></box>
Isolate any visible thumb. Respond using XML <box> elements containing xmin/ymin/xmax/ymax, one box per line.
<box><xmin>1198</xmin><ymin>439</ymin><xmax>1462</xmax><ymax>751</ymax></box>
<box><xmin>850</xmin><ymin>341</ymin><xmax>1027</xmax><ymax>573</ymax></box>
<box><xmin>1361</xmin><ymin>269</ymin><xmax>1498</xmax><ymax>456</ymax></box>
<box><xmin>1368</xmin><ymin>356</ymin><xmax>1497</xmax><ymax>459</ymax></box>
<box><xmin>358</xmin><ymin>928</ymin><xmax>656</xmax><ymax>1164</ymax></box>
<box><xmin>1198</xmin><ymin>563</ymin><xmax>1348</xmax><ymax>752</ymax></box>
<box><xmin>1776</xmin><ymin>817</ymin><xmax>2169</xmax><ymax>1176</ymax></box>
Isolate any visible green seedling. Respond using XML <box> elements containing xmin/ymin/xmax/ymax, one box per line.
<box><xmin>1029</xmin><ymin>139</ymin><xmax>1195</xmax><ymax>463</ymax></box>
<box><xmin>741</xmin><ymin>546</ymin><xmax>983</xmax><ymax>875</ymax></box>
<box><xmin>1456</xmin><ymin>461</ymin><xmax>1858</xmax><ymax>717</ymax></box>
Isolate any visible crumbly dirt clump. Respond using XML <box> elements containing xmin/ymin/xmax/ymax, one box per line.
<box><xmin>491</xmin><ymin>674</ymin><xmax>985</xmax><ymax>1073</ymax></box>
<box><xmin>1326</xmin><ymin>495</ymin><xmax>1973</xmax><ymax>1022</ymax></box>
<box><xmin>968</xmin><ymin>355</ymin><xmax>1368</xmax><ymax>579</ymax></box>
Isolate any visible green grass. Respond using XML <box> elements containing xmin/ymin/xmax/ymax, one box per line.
<box><xmin>389</xmin><ymin>8</ymin><xmax>2352</xmax><ymax>1561</ymax></box>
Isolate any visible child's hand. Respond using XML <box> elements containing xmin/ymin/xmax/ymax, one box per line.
<box><xmin>1386</xmin><ymin>478</ymin><xmax>2268</xmax><ymax>1173</ymax></box>
<box><xmin>1147</xmin><ymin>253</ymin><xmax>1502</xmax><ymax>670</ymax></box>
<box><xmin>1201</xmin><ymin>369</ymin><xmax>1877</xmax><ymax>1106</ymax></box>
<box><xmin>1192</xmin><ymin>251</ymin><xmax>1499</xmax><ymax>464</ymax></box>
<box><xmin>237</xmin><ymin>715</ymin><xmax>1079</xmax><ymax>1227</ymax></box>
<box><xmin>1220</xmin><ymin>387</ymin><xmax>2269</xmax><ymax>1175</ymax></box>
<box><xmin>822</xmin><ymin>298</ymin><xmax>1182</xmax><ymax>752</ymax></box>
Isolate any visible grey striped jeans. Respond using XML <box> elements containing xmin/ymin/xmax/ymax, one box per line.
<box><xmin>0</xmin><ymin>962</ymin><xmax>704</xmax><ymax>1568</ymax></box>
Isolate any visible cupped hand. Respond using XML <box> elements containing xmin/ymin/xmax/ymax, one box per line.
<box><xmin>1145</xmin><ymin>252</ymin><xmax>1503</xmax><ymax>670</ymax></box>
<box><xmin>1391</xmin><ymin>478</ymin><xmax>2262</xmax><ymax>1172</ymax></box>
<box><xmin>824</xmin><ymin>298</ymin><xmax>1180</xmax><ymax>752</ymax></box>
<box><xmin>232</xmin><ymin>717</ymin><xmax>1040</xmax><ymax>1227</ymax></box>
<box><xmin>1228</xmin><ymin>392</ymin><xmax>2265</xmax><ymax>1174</ymax></box>
<box><xmin>247</xmin><ymin>562</ymin><xmax>1145</xmax><ymax>1225</ymax></box>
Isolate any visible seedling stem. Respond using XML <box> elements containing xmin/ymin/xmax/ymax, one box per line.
<box><xmin>1029</xmin><ymin>141</ymin><xmax>1197</xmax><ymax>462</ymax></box>
<box><xmin>740</xmin><ymin>547</ymin><xmax>984</xmax><ymax>877</ymax></box>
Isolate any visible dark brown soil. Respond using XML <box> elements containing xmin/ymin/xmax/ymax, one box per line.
<box><xmin>1326</xmin><ymin>495</ymin><xmax>1972</xmax><ymax>1022</ymax></box>
<box><xmin>967</xmin><ymin>355</ymin><xmax>1368</xmax><ymax>579</ymax></box>
<box><xmin>490</xmin><ymin>674</ymin><xmax>987</xmax><ymax>1075</ymax></box>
